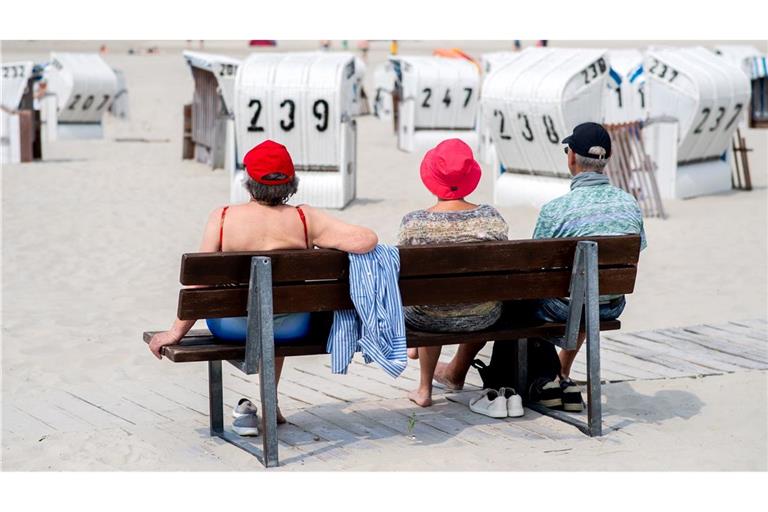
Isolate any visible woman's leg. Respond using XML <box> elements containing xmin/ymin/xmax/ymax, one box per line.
<box><xmin>434</xmin><ymin>341</ymin><xmax>486</xmax><ymax>390</ymax></box>
<box><xmin>274</xmin><ymin>356</ymin><xmax>286</xmax><ymax>424</ymax></box>
<box><xmin>408</xmin><ymin>346</ymin><xmax>442</xmax><ymax>407</ymax></box>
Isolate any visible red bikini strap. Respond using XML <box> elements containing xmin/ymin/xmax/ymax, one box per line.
<box><xmin>296</xmin><ymin>206</ymin><xmax>309</xmax><ymax>249</ymax></box>
<box><xmin>218</xmin><ymin>206</ymin><xmax>229</xmax><ymax>251</ymax></box>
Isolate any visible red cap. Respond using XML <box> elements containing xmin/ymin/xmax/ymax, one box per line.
<box><xmin>243</xmin><ymin>140</ymin><xmax>295</xmax><ymax>185</ymax></box>
<box><xmin>419</xmin><ymin>139</ymin><xmax>481</xmax><ymax>200</ymax></box>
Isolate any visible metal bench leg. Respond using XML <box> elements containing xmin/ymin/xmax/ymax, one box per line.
<box><xmin>259</xmin><ymin>353</ymin><xmax>279</xmax><ymax>468</ymax></box>
<box><xmin>584</xmin><ymin>242</ymin><xmax>603</xmax><ymax>437</ymax></box>
<box><xmin>208</xmin><ymin>360</ymin><xmax>224</xmax><ymax>436</ymax></box>
<box><xmin>247</xmin><ymin>256</ymin><xmax>279</xmax><ymax>468</ymax></box>
<box><xmin>525</xmin><ymin>241</ymin><xmax>604</xmax><ymax>437</ymax></box>
<box><xmin>513</xmin><ymin>338</ymin><xmax>528</xmax><ymax>399</ymax></box>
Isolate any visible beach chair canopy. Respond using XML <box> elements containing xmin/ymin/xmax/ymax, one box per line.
<box><xmin>183</xmin><ymin>51</ymin><xmax>241</xmax><ymax>116</ymax></box>
<box><xmin>603</xmin><ymin>49</ymin><xmax>646</xmax><ymax>124</ymax></box>
<box><xmin>45</xmin><ymin>53</ymin><xmax>118</xmax><ymax>124</ymax></box>
<box><xmin>233</xmin><ymin>52</ymin><xmax>361</xmax><ymax>168</ymax></box>
<box><xmin>2</xmin><ymin>61</ymin><xmax>34</xmax><ymax>111</ymax></box>
<box><xmin>482</xmin><ymin>47</ymin><xmax>608</xmax><ymax>178</ymax></box>
<box><xmin>390</xmin><ymin>55</ymin><xmax>480</xmax><ymax>131</ymax></box>
<box><xmin>645</xmin><ymin>46</ymin><xmax>751</xmax><ymax>163</ymax></box>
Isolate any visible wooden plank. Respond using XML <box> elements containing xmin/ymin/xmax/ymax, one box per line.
<box><xmin>594</xmin><ymin>339</ymin><xmax>683</xmax><ymax>379</ymax></box>
<box><xmin>146</xmin><ymin>321</ymin><xmax>620</xmax><ymax>363</ymax></box>
<box><xmin>288</xmin><ymin>409</ymin><xmax>381</xmax><ymax>451</ymax></box>
<box><xmin>4</xmin><ymin>405</ymin><xmax>58</xmax><ymax>438</ymax></box>
<box><xmin>346</xmin><ymin>400</ymin><xmax>466</xmax><ymax>448</ymax></box>
<box><xmin>293</xmin><ymin>361</ymin><xmax>405</xmax><ymax>400</ymax></box>
<box><xmin>305</xmin><ymin>403</ymin><xmax>408</xmax><ymax>446</ymax></box>
<box><xmin>623</xmin><ymin>330</ymin><xmax>760</xmax><ymax>372</ymax></box>
<box><xmin>599</xmin><ymin>336</ymin><xmax>717</xmax><ymax>376</ymax></box>
<box><xmin>707</xmin><ymin>322</ymin><xmax>767</xmax><ymax>342</ymax></box>
<box><xmin>180</xmin><ymin>235</ymin><xmax>641</xmax><ymax>285</ymax></box>
<box><xmin>608</xmin><ymin>333</ymin><xmax>739</xmax><ymax>375</ymax></box>
<box><xmin>177</xmin><ymin>267</ymin><xmax>637</xmax><ymax>318</ymax></box>
<box><xmin>681</xmin><ymin>325</ymin><xmax>768</xmax><ymax>357</ymax></box>
<box><xmin>658</xmin><ymin>327</ymin><xmax>768</xmax><ymax>365</ymax></box>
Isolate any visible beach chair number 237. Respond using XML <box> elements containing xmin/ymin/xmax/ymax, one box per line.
<box><xmin>247</xmin><ymin>98</ymin><xmax>330</xmax><ymax>133</ymax></box>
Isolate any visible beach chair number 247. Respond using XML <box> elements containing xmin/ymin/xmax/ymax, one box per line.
<box><xmin>247</xmin><ymin>98</ymin><xmax>330</xmax><ymax>133</ymax></box>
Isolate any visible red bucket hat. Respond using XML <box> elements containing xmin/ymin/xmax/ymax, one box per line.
<box><xmin>419</xmin><ymin>139</ymin><xmax>481</xmax><ymax>200</ymax></box>
<box><xmin>243</xmin><ymin>140</ymin><xmax>295</xmax><ymax>185</ymax></box>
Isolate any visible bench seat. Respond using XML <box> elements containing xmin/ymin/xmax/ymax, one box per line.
<box><xmin>143</xmin><ymin>319</ymin><xmax>621</xmax><ymax>363</ymax></box>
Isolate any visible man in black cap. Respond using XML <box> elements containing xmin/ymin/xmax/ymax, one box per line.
<box><xmin>527</xmin><ymin>122</ymin><xmax>647</xmax><ymax>412</ymax></box>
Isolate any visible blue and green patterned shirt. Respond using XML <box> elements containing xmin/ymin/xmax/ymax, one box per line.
<box><xmin>533</xmin><ymin>173</ymin><xmax>647</xmax><ymax>300</ymax></box>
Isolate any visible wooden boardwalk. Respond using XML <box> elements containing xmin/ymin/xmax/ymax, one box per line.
<box><xmin>3</xmin><ymin>319</ymin><xmax>766</xmax><ymax>470</ymax></box>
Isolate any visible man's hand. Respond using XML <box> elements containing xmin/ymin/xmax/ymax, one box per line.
<box><xmin>148</xmin><ymin>330</ymin><xmax>181</xmax><ymax>360</ymax></box>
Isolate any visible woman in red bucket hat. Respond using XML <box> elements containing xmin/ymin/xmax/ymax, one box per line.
<box><xmin>149</xmin><ymin>140</ymin><xmax>378</xmax><ymax>429</ymax></box>
<box><xmin>398</xmin><ymin>139</ymin><xmax>510</xmax><ymax>407</ymax></box>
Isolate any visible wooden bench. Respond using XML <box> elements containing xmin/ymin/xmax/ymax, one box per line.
<box><xmin>143</xmin><ymin>235</ymin><xmax>641</xmax><ymax>467</ymax></box>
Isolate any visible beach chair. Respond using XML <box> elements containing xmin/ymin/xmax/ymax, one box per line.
<box><xmin>143</xmin><ymin>235</ymin><xmax>641</xmax><ymax>467</ymax></box>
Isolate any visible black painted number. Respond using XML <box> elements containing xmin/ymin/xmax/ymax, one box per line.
<box><xmin>709</xmin><ymin>107</ymin><xmax>726</xmax><ymax>132</ymax></box>
<box><xmin>96</xmin><ymin>94</ymin><xmax>111</xmax><ymax>111</ymax></box>
<box><xmin>421</xmin><ymin>88</ymin><xmax>432</xmax><ymax>108</ymax></box>
<box><xmin>279</xmin><ymin>99</ymin><xmax>295</xmax><ymax>131</ymax></box>
<box><xmin>463</xmin><ymin>87</ymin><xmax>473</xmax><ymax>107</ymax></box>
<box><xmin>614</xmin><ymin>87</ymin><xmax>623</xmax><ymax>108</ymax></box>
<box><xmin>2</xmin><ymin>65</ymin><xmax>26</xmax><ymax>79</ymax></box>
<box><xmin>313</xmin><ymin>99</ymin><xmax>329</xmax><ymax>132</ymax></box>
<box><xmin>248</xmin><ymin>99</ymin><xmax>264</xmax><ymax>132</ymax></box>
<box><xmin>67</xmin><ymin>94</ymin><xmax>82</xmax><ymax>110</ymax></box>
<box><xmin>724</xmin><ymin>104</ymin><xmax>743</xmax><ymax>130</ymax></box>
<box><xmin>81</xmin><ymin>95</ymin><xmax>95</xmax><ymax>110</ymax></box>
<box><xmin>542</xmin><ymin>115</ymin><xmax>559</xmax><ymax>144</ymax></box>
<box><xmin>518</xmin><ymin>113</ymin><xmax>534</xmax><ymax>141</ymax></box>
<box><xmin>493</xmin><ymin>110</ymin><xmax>511</xmax><ymax>140</ymax></box>
<box><xmin>442</xmin><ymin>89</ymin><xmax>451</xmax><ymax>107</ymax></box>
<box><xmin>693</xmin><ymin>107</ymin><xmax>711</xmax><ymax>134</ymax></box>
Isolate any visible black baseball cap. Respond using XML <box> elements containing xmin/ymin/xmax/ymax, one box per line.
<box><xmin>562</xmin><ymin>122</ymin><xmax>612</xmax><ymax>159</ymax></box>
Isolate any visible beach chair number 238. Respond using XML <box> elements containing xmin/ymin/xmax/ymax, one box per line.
<box><xmin>493</xmin><ymin>110</ymin><xmax>560</xmax><ymax>144</ymax></box>
<box><xmin>247</xmin><ymin>98</ymin><xmax>330</xmax><ymax>133</ymax></box>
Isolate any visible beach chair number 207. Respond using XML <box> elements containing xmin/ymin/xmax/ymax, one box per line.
<box><xmin>247</xmin><ymin>98</ymin><xmax>330</xmax><ymax>133</ymax></box>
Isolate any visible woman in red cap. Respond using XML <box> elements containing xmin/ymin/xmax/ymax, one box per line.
<box><xmin>398</xmin><ymin>139</ymin><xmax>509</xmax><ymax>407</ymax></box>
<box><xmin>149</xmin><ymin>140</ymin><xmax>378</xmax><ymax>426</ymax></box>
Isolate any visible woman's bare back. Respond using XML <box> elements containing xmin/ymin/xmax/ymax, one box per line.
<box><xmin>220</xmin><ymin>202</ymin><xmax>309</xmax><ymax>252</ymax></box>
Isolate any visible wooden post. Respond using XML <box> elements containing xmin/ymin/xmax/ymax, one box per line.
<box><xmin>182</xmin><ymin>103</ymin><xmax>194</xmax><ymax>159</ymax></box>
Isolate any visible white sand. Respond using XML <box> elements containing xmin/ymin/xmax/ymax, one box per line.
<box><xmin>2</xmin><ymin>40</ymin><xmax>767</xmax><ymax>470</ymax></box>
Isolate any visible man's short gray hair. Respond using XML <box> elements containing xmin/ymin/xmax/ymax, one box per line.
<box><xmin>575</xmin><ymin>153</ymin><xmax>609</xmax><ymax>172</ymax></box>
<box><xmin>243</xmin><ymin>173</ymin><xmax>299</xmax><ymax>206</ymax></box>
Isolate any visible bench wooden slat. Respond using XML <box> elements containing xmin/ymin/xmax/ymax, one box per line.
<box><xmin>177</xmin><ymin>266</ymin><xmax>637</xmax><ymax>319</ymax></box>
<box><xmin>144</xmin><ymin>320</ymin><xmax>622</xmax><ymax>363</ymax></box>
<box><xmin>179</xmin><ymin>235</ymin><xmax>641</xmax><ymax>285</ymax></box>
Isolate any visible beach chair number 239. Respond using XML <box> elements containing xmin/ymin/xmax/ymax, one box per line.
<box><xmin>247</xmin><ymin>98</ymin><xmax>330</xmax><ymax>133</ymax></box>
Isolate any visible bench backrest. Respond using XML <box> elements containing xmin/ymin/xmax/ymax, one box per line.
<box><xmin>176</xmin><ymin>235</ymin><xmax>640</xmax><ymax>320</ymax></box>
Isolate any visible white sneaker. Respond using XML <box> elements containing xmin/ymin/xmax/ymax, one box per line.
<box><xmin>232</xmin><ymin>414</ymin><xmax>260</xmax><ymax>437</ymax></box>
<box><xmin>499</xmin><ymin>387</ymin><xmax>524</xmax><ymax>417</ymax></box>
<box><xmin>469</xmin><ymin>389</ymin><xmax>508</xmax><ymax>418</ymax></box>
<box><xmin>232</xmin><ymin>398</ymin><xmax>258</xmax><ymax>419</ymax></box>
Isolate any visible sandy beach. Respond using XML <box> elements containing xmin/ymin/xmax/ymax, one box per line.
<box><xmin>2</xmin><ymin>40</ymin><xmax>767</xmax><ymax>470</ymax></box>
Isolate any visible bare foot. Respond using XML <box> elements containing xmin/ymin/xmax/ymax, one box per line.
<box><xmin>408</xmin><ymin>389</ymin><xmax>432</xmax><ymax>407</ymax></box>
<box><xmin>407</xmin><ymin>348</ymin><xmax>419</xmax><ymax>360</ymax></box>
<box><xmin>434</xmin><ymin>361</ymin><xmax>464</xmax><ymax>391</ymax></box>
<box><xmin>277</xmin><ymin>406</ymin><xmax>287</xmax><ymax>425</ymax></box>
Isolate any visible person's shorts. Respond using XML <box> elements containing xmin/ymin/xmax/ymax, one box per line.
<box><xmin>206</xmin><ymin>313</ymin><xmax>312</xmax><ymax>342</ymax></box>
<box><xmin>534</xmin><ymin>296</ymin><xmax>626</xmax><ymax>324</ymax></box>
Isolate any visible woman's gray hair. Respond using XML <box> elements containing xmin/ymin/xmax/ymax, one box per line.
<box><xmin>243</xmin><ymin>173</ymin><xmax>299</xmax><ymax>206</ymax></box>
<box><xmin>574</xmin><ymin>153</ymin><xmax>609</xmax><ymax>172</ymax></box>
